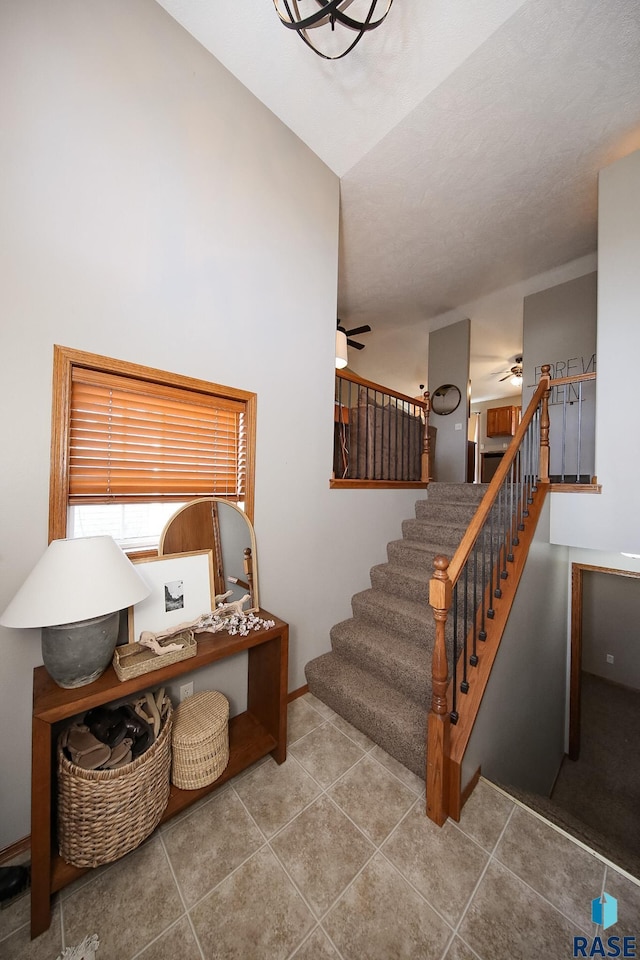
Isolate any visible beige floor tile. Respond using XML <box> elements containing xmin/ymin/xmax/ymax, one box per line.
<box><xmin>233</xmin><ymin>756</ymin><xmax>321</xmax><ymax>838</ymax></box>
<box><xmin>0</xmin><ymin>873</ymin><xmax>32</xmax><ymax>942</ymax></box>
<box><xmin>133</xmin><ymin>915</ymin><xmax>203</xmax><ymax>959</ymax></box>
<box><xmin>300</xmin><ymin>693</ymin><xmax>337</xmax><ymax>720</ymax></box>
<box><xmin>368</xmin><ymin>744</ymin><xmax>425</xmax><ymax>795</ymax></box>
<box><xmin>328</xmin><ymin>754</ymin><xmax>416</xmax><ymax>846</ymax></box>
<box><xmin>270</xmin><ymin>795</ymin><xmax>374</xmax><ymax>918</ymax></box>
<box><xmin>382</xmin><ymin>805</ymin><xmax>489</xmax><ymax>926</ymax></box>
<box><xmin>288</xmin><ymin>724</ymin><xmax>365</xmax><ymax>789</ymax></box>
<box><xmin>455</xmin><ymin>780</ymin><xmax>515</xmax><ymax>852</ymax></box>
<box><xmin>287</xmin><ymin>699</ymin><xmax>326</xmax><ymax>745</ymax></box>
<box><xmin>603</xmin><ymin>867</ymin><xmax>640</xmax><ymax>937</ymax></box>
<box><xmin>459</xmin><ymin>860</ymin><xmax>586</xmax><ymax>960</ymax></box>
<box><xmin>0</xmin><ymin>903</ymin><xmax>62</xmax><ymax>960</ymax></box>
<box><xmin>162</xmin><ymin>788</ymin><xmax>264</xmax><ymax>907</ymax></box>
<box><xmin>443</xmin><ymin>935</ymin><xmax>482</xmax><ymax>960</ymax></box>
<box><xmin>63</xmin><ymin>838</ymin><xmax>182</xmax><ymax>960</ymax></box>
<box><xmin>290</xmin><ymin>926</ymin><xmax>341</xmax><ymax>959</ymax></box>
<box><xmin>158</xmin><ymin>786</ymin><xmax>229</xmax><ymax>833</ymax></box>
<box><xmin>324</xmin><ymin>852</ymin><xmax>451</xmax><ymax>960</ymax></box>
<box><xmin>328</xmin><ymin>715</ymin><xmax>375</xmax><ymax>752</ymax></box>
<box><xmin>494</xmin><ymin>804</ymin><xmax>605</xmax><ymax>928</ymax></box>
<box><xmin>190</xmin><ymin>846</ymin><xmax>314</xmax><ymax>960</ymax></box>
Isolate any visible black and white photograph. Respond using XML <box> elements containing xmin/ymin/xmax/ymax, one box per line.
<box><xmin>164</xmin><ymin>579</ymin><xmax>184</xmax><ymax>612</ymax></box>
<box><xmin>128</xmin><ymin>550</ymin><xmax>214</xmax><ymax>643</ymax></box>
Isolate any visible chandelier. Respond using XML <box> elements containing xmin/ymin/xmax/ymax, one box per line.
<box><xmin>272</xmin><ymin>1</ymin><xmax>394</xmax><ymax>60</ymax></box>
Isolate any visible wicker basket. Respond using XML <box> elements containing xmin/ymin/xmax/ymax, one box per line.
<box><xmin>171</xmin><ymin>691</ymin><xmax>229</xmax><ymax>789</ymax></box>
<box><xmin>57</xmin><ymin>698</ymin><xmax>173</xmax><ymax>868</ymax></box>
<box><xmin>112</xmin><ymin>630</ymin><xmax>196</xmax><ymax>682</ymax></box>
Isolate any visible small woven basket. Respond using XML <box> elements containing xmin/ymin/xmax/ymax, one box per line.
<box><xmin>57</xmin><ymin>698</ymin><xmax>173</xmax><ymax>868</ymax></box>
<box><xmin>171</xmin><ymin>691</ymin><xmax>229</xmax><ymax>789</ymax></box>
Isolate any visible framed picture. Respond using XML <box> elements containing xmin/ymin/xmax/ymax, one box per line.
<box><xmin>128</xmin><ymin>550</ymin><xmax>214</xmax><ymax>643</ymax></box>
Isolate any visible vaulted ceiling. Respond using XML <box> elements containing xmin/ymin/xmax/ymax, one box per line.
<box><xmin>155</xmin><ymin>0</ymin><xmax>640</xmax><ymax>395</ymax></box>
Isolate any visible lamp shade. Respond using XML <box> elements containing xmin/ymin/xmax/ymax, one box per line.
<box><xmin>0</xmin><ymin>536</ymin><xmax>151</xmax><ymax>629</ymax></box>
<box><xmin>335</xmin><ymin>329</ymin><xmax>348</xmax><ymax>369</ymax></box>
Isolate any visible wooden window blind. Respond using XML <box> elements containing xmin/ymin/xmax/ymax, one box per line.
<box><xmin>69</xmin><ymin>368</ymin><xmax>247</xmax><ymax>504</ymax></box>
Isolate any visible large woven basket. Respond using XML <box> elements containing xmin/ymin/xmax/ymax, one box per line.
<box><xmin>57</xmin><ymin>698</ymin><xmax>173</xmax><ymax>868</ymax></box>
<box><xmin>171</xmin><ymin>691</ymin><xmax>229</xmax><ymax>789</ymax></box>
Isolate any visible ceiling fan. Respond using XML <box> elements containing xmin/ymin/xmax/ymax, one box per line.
<box><xmin>337</xmin><ymin>319</ymin><xmax>372</xmax><ymax>350</ymax></box>
<box><xmin>499</xmin><ymin>355</ymin><xmax>523</xmax><ymax>384</ymax></box>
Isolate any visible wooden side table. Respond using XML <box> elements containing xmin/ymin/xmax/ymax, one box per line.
<box><xmin>30</xmin><ymin>611</ymin><xmax>288</xmax><ymax>939</ymax></box>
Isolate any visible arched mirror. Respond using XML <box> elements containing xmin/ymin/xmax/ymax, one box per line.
<box><xmin>431</xmin><ymin>383</ymin><xmax>462</xmax><ymax>416</ymax></box>
<box><xmin>159</xmin><ymin>499</ymin><xmax>259</xmax><ymax>613</ymax></box>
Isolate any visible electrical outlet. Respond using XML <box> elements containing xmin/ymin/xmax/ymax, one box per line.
<box><xmin>179</xmin><ymin>682</ymin><xmax>194</xmax><ymax>701</ymax></box>
<box><xmin>606</xmin><ymin>654</ymin><xmax>614</xmax><ymax>665</ymax></box>
<box><xmin>454</xmin><ymin>422</ymin><xmax>462</xmax><ymax>431</ymax></box>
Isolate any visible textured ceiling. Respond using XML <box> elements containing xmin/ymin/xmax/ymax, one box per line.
<box><xmin>154</xmin><ymin>0</ymin><xmax>640</xmax><ymax>397</ymax></box>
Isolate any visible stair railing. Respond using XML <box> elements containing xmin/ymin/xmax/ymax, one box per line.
<box><xmin>426</xmin><ymin>365</ymin><xmax>553</xmax><ymax>825</ymax></box>
<box><xmin>332</xmin><ymin>370</ymin><xmax>432</xmax><ymax>486</ymax></box>
<box><xmin>426</xmin><ymin>363</ymin><xmax>599</xmax><ymax>825</ymax></box>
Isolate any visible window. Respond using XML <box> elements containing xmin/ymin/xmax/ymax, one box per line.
<box><xmin>49</xmin><ymin>346</ymin><xmax>256</xmax><ymax>551</ymax></box>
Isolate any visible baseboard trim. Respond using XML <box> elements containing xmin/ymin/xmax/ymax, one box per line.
<box><xmin>288</xmin><ymin>684</ymin><xmax>309</xmax><ymax>703</ymax></box>
<box><xmin>0</xmin><ymin>835</ymin><xmax>30</xmax><ymax>865</ymax></box>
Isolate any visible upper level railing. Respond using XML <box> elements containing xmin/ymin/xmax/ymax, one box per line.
<box><xmin>426</xmin><ymin>365</ymin><xmax>599</xmax><ymax>825</ymax></box>
<box><xmin>332</xmin><ymin>370</ymin><xmax>432</xmax><ymax>488</ymax></box>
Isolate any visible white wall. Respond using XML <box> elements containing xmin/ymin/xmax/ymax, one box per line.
<box><xmin>428</xmin><ymin>319</ymin><xmax>471</xmax><ymax>482</ymax></box>
<box><xmin>0</xmin><ymin>0</ymin><xmax>420</xmax><ymax>849</ymax></box>
<box><xmin>462</xmin><ymin>497</ymin><xmax>569</xmax><ymax>795</ymax></box>
<box><xmin>550</xmin><ymin>150</ymin><xmax>640</xmax><ymax>553</ymax></box>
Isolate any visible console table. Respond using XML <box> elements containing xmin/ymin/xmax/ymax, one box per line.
<box><xmin>30</xmin><ymin>611</ymin><xmax>288</xmax><ymax>939</ymax></box>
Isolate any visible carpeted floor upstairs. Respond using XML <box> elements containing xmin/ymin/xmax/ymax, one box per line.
<box><xmin>305</xmin><ymin>482</ymin><xmax>488</xmax><ymax>779</ymax></box>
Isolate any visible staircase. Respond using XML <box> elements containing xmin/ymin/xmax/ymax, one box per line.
<box><xmin>305</xmin><ymin>482</ymin><xmax>488</xmax><ymax>778</ymax></box>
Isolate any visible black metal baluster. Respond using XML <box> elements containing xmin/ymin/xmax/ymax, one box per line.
<box><xmin>470</xmin><ymin>540</ymin><xmax>479</xmax><ymax>667</ymax></box>
<box><xmin>479</xmin><ymin>521</ymin><xmax>487</xmax><ymax>640</ymax></box>
<box><xmin>561</xmin><ymin>391</ymin><xmax>567</xmax><ymax>482</ymax></box>
<box><xmin>577</xmin><ymin>380</ymin><xmax>583</xmax><ymax>482</ymax></box>
<box><xmin>451</xmin><ymin>581</ymin><xmax>459</xmax><ymax>723</ymax></box>
<box><xmin>507</xmin><ymin>461</ymin><xmax>515</xmax><ymax>562</ymax></box>
<box><xmin>500</xmin><ymin>479</ymin><xmax>508</xmax><ymax>581</ymax></box>
<box><xmin>488</xmin><ymin>498</ymin><xmax>496</xmax><ymax>613</ymax></box>
<box><xmin>461</xmin><ymin>562</ymin><xmax>469</xmax><ymax>694</ymax></box>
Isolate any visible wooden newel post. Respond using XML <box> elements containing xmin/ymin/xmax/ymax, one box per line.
<box><xmin>427</xmin><ymin>554</ymin><xmax>452</xmax><ymax>825</ymax></box>
<box><xmin>421</xmin><ymin>390</ymin><xmax>432</xmax><ymax>485</ymax></box>
<box><xmin>539</xmin><ymin>364</ymin><xmax>551</xmax><ymax>484</ymax></box>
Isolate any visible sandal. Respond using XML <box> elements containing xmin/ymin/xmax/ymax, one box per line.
<box><xmin>102</xmin><ymin>737</ymin><xmax>133</xmax><ymax>769</ymax></box>
<box><xmin>63</xmin><ymin>725</ymin><xmax>111</xmax><ymax>770</ymax></box>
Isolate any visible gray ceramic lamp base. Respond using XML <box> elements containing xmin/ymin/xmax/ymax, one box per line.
<box><xmin>41</xmin><ymin>610</ymin><xmax>120</xmax><ymax>688</ymax></box>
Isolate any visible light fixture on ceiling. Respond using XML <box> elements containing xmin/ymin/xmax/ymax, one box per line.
<box><xmin>272</xmin><ymin>0</ymin><xmax>394</xmax><ymax>61</ymax></box>
<box><xmin>335</xmin><ymin>328</ymin><xmax>348</xmax><ymax>368</ymax></box>
<box><xmin>0</xmin><ymin>536</ymin><xmax>151</xmax><ymax>688</ymax></box>
<box><xmin>498</xmin><ymin>355</ymin><xmax>523</xmax><ymax>388</ymax></box>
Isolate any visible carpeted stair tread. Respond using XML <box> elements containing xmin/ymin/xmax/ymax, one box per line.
<box><xmin>387</xmin><ymin>538</ymin><xmax>449</xmax><ymax>569</ymax></box>
<box><xmin>370</xmin><ymin>561</ymin><xmax>431</xmax><ymax>604</ymax></box>
<box><xmin>414</xmin><ymin>500</ymin><xmax>483</xmax><ymax>524</ymax></box>
<box><xmin>426</xmin><ymin>482</ymin><xmax>489</xmax><ymax>502</ymax></box>
<box><xmin>402</xmin><ymin>517</ymin><xmax>471</xmax><ymax>547</ymax></box>
<box><xmin>351</xmin><ymin>588</ymin><xmax>437</xmax><ymax>645</ymax></box>
<box><xmin>330</xmin><ymin>618</ymin><xmax>432</xmax><ymax>705</ymax></box>
<box><xmin>305</xmin><ymin>653</ymin><xmax>426</xmax><ymax>778</ymax></box>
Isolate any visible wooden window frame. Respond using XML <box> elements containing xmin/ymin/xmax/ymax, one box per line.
<box><xmin>49</xmin><ymin>345</ymin><xmax>257</xmax><ymax>544</ymax></box>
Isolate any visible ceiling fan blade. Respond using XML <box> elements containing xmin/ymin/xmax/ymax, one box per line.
<box><xmin>347</xmin><ymin>339</ymin><xmax>365</xmax><ymax>350</ymax></box>
<box><xmin>498</xmin><ymin>374</ymin><xmax>511</xmax><ymax>381</ymax></box>
<box><xmin>345</xmin><ymin>324</ymin><xmax>371</xmax><ymax>337</ymax></box>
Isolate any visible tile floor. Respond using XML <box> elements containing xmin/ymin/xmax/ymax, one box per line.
<box><xmin>2</xmin><ymin>692</ymin><xmax>640</xmax><ymax>960</ymax></box>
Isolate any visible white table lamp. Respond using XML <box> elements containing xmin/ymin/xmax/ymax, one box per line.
<box><xmin>0</xmin><ymin>536</ymin><xmax>151</xmax><ymax>688</ymax></box>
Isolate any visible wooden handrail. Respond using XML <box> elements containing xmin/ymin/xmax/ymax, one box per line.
<box><xmin>548</xmin><ymin>372</ymin><xmax>596</xmax><ymax>387</ymax></box>
<box><xmin>447</xmin><ymin>369</ymin><xmax>550</xmax><ymax>585</ymax></box>
<box><xmin>336</xmin><ymin>368</ymin><xmax>427</xmax><ymax>408</ymax></box>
